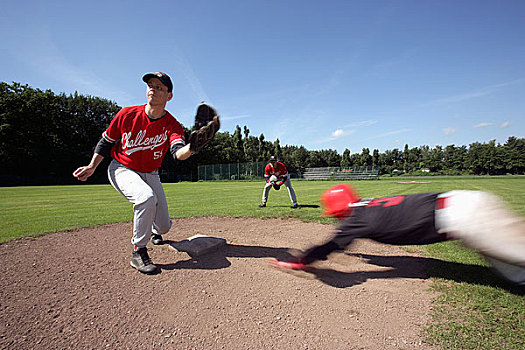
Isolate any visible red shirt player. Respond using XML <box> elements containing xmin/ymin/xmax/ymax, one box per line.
<box><xmin>259</xmin><ymin>156</ymin><xmax>299</xmax><ymax>209</ymax></box>
<box><xmin>73</xmin><ymin>72</ymin><xmax>195</xmax><ymax>275</ymax></box>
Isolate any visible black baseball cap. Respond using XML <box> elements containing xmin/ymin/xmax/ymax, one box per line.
<box><xmin>142</xmin><ymin>72</ymin><xmax>173</xmax><ymax>92</ymax></box>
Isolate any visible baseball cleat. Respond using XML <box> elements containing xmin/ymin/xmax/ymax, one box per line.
<box><xmin>258</xmin><ymin>203</ymin><xmax>266</xmax><ymax>208</ymax></box>
<box><xmin>130</xmin><ymin>247</ymin><xmax>159</xmax><ymax>274</ymax></box>
<box><xmin>151</xmin><ymin>234</ymin><xmax>164</xmax><ymax>245</ymax></box>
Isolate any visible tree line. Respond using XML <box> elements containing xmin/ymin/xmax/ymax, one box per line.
<box><xmin>1</xmin><ymin>82</ymin><xmax>523</xmax><ymax>185</ymax></box>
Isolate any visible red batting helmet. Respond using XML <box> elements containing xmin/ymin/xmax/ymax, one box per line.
<box><xmin>320</xmin><ymin>184</ymin><xmax>360</xmax><ymax>219</ymax></box>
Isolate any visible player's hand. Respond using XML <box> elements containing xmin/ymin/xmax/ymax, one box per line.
<box><xmin>268</xmin><ymin>258</ymin><xmax>311</xmax><ymax>270</ymax></box>
<box><xmin>73</xmin><ymin>166</ymin><xmax>95</xmax><ymax>181</ymax></box>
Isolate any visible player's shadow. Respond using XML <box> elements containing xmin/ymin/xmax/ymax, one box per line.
<box><xmin>156</xmin><ymin>243</ymin><xmax>524</xmax><ymax>295</ymax></box>
<box><xmin>306</xmin><ymin>253</ymin><xmax>524</xmax><ymax>295</ymax></box>
<box><xmin>157</xmin><ymin>242</ymin><xmax>294</xmax><ymax>271</ymax></box>
<box><xmin>266</xmin><ymin>204</ymin><xmax>320</xmax><ymax>208</ymax></box>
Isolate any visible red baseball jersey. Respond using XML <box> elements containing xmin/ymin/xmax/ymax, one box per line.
<box><xmin>102</xmin><ymin>105</ymin><xmax>185</xmax><ymax>173</ymax></box>
<box><xmin>265</xmin><ymin>162</ymin><xmax>288</xmax><ymax>178</ymax></box>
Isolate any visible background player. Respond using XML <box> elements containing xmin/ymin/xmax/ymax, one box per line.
<box><xmin>259</xmin><ymin>156</ymin><xmax>299</xmax><ymax>209</ymax></box>
<box><xmin>73</xmin><ymin>72</ymin><xmax>194</xmax><ymax>275</ymax></box>
<box><xmin>270</xmin><ymin>184</ymin><xmax>525</xmax><ymax>285</ymax></box>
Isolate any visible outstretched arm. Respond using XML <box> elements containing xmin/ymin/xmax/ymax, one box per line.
<box><xmin>173</xmin><ymin>143</ymin><xmax>193</xmax><ymax>161</ymax></box>
<box><xmin>73</xmin><ymin>153</ymin><xmax>105</xmax><ymax>181</ymax></box>
<box><xmin>269</xmin><ymin>240</ymin><xmax>341</xmax><ymax>270</ymax></box>
<box><xmin>301</xmin><ymin>241</ymin><xmax>340</xmax><ymax>264</ymax></box>
<box><xmin>73</xmin><ymin>136</ymin><xmax>114</xmax><ymax>181</ymax></box>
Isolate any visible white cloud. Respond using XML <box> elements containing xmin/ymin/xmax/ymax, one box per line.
<box><xmin>314</xmin><ymin>128</ymin><xmax>355</xmax><ymax>144</ymax></box>
<box><xmin>443</xmin><ymin>128</ymin><xmax>456</xmax><ymax>136</ymax></box>
<box><xmin>473</xmin><ymin>122</ymin><xmax>493</xmax><ymax>128</ymax></box>
<box><xmin>500</xmin><ymin>121</ymin><xmax>510</xmax><ymax>128</ymax></box>
<box><xmin>331</xmin><ymin>129</ymin><xmax>346</xmax><ymax>138</ymax></box>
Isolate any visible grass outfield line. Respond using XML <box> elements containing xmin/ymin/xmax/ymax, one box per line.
<box><xmin>1</xmin><ymin>175</ymin><xmax>524</xmax><ymax>349</ymax></box>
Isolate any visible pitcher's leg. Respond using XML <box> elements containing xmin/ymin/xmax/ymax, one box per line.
<box><xmin>146</xmin><ymin>172</ymin><xmax>172</xmax><ymax>236</ymax></box>
<box><xmin>108</xmin><ymin>161</ymin><xmax>157</xmax><ymax>247</ymax></box>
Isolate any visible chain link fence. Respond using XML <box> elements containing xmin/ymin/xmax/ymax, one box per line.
<box><xmin>197</xmin><ymin>161</ymin><xmax>266</xmax><ymax>181</ymax></box>
<box><xmin>303</xmin><ymin>166</ymin><xmax>379</xmax><ymax>180</ymax></box>
<box><xmin>197</xmin><ymin>162</ymin><xmax>379</xmax><ymax>181</ymax></box>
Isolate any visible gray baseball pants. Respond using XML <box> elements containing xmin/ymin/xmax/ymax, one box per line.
<box><xmin>108</xmin><ymin>160</ymin><xmax>172</xmax><ymax>248</ymax></box>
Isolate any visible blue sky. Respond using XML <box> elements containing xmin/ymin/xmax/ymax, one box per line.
<box><xmin>1</xmin><ymin>0</ymin><xmax>524</xmax><ymax>153</ymax></box>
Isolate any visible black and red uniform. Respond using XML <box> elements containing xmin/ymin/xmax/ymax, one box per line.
<box><xmin>303</xmin><ymin>193</ymin><xmax>447</xmax><ymax>263</ymax></box>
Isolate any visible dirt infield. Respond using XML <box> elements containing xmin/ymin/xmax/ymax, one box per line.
<box><xmin>1</xmin><ymin>217</ymin><xmax>437</xmax><ymax>349</ymax></box>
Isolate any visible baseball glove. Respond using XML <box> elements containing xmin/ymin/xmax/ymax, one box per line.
<box><xmin>189</xmin><ymin>103</ymin><xmax>220</xmax><ymax>153</ymax></box>
<box><xmin>273</xmin><ymin>183</ymin><xmax>281</xmax><ymax>190</ymax></box>
<box><xmin>268</xmin><ymin>175</ymin><xmax>278</xmax><ymax>183</ymax></box>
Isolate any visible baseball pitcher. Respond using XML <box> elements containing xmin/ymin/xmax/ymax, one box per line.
<box><xmin>73</xmin><ymin>72</ymin><xmax>219</xmax><ymax>274</ymax></box>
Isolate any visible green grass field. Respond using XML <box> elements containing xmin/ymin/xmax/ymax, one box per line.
<box><xmin>1</xmin><ymin>176</ymin><xmax>524</xmax><ymax>349</ymax></box>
